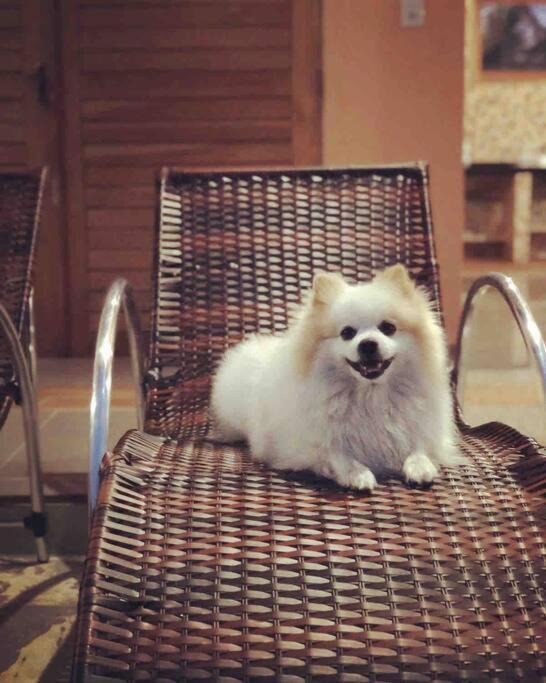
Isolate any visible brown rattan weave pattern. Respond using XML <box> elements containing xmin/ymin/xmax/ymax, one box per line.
<box><xmin>74</xmin><ymin>166</ymin><xmax>546</xmax><ymax>682</ymax></box>
<box><xmin>0</xmin><ymin>170</ymin><xmax>45</xmax><ymax>429</ymax></box>
<box><xmin>75</xmin><ymin>423</ymin><xmax>546</xmax><ymax>683</ymax></box>
<box><xmin>145</xmin><ymin>165</ymin><xmax>441</xmax><ymax>440</ymax></box>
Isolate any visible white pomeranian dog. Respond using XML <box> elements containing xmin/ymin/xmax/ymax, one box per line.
<box><xmin>211</xmin><ymin>264</ymin><xmax>458</xmax><ymax>491</ymax></box>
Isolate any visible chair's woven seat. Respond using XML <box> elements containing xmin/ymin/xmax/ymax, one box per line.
<box><xmin>75</xmin><ymin>424</ymin><xmax>546</xmax><ymax>682</ymax></box>
<box><xmin>74</xmin><ymin>166</ymin><xmax>546</xmax><ymax>681</ymax></box>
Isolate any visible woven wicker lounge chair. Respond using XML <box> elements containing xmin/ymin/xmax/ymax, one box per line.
<box><xmin>0</xmin><ymin>169</ymin><xmax>48</xmax><ymax>563</ymax></box>
<box><xmin>74</xmin><ymin>165</ymin><xmax>546</xmax><ymax>682</ymax></box>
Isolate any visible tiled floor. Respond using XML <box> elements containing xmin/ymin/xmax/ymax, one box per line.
<box><xmin>0</xmin><ymin>259</ymin><xmax>545</xmax><ymax>681</ymax></box>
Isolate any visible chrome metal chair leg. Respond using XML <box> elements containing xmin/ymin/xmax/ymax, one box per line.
<box><xmin>0</xmin><ymin>302</ymin><xmax>48</xmax><ymax>562</ymax></box>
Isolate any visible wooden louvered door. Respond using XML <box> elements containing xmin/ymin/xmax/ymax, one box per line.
<box><xmin>0</xmin><ymin>0</ymin><xmax>67</xmax><ymax>354</ymax></box>
<box><xmin>0</xmin><ymin>3</ymin><xmax>25</xmax><ymax>171</ymax></box>
<box><xmin>61</xmin><ymin>0</ymin><xmax>322</xmax><ymax>354</ymax></box>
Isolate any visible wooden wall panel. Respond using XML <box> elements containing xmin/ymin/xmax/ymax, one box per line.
<box><xmin>61</xmin><ymin>0</ymin><xmax>322</xmax><ymax>354</ymax></box>
<box><xmin>0</xmin><ymin>1</ymin><xmax>68</xmax><ymax>355</ymax></box>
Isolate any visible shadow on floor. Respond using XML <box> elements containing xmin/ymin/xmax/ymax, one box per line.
<box><xmin>0</xmin><ymin>500</ymin><xmax>86</xmax><ymax>682</ymax></box>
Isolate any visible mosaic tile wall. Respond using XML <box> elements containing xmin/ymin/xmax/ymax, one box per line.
<box><xmin>464</xmin><ymin>0</ymin><xmax>546</xmax><ymax>164</ymax></box>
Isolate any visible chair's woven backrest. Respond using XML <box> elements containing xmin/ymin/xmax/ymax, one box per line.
<box><xmin>0</xmin><ymin>170</ymin><xmax>46</xmax><ymax>429</ymax></box>
<box><xmin>145</xmin><ymin>165</ymin><xmax>441</xmax><ymax>438</ymax></box>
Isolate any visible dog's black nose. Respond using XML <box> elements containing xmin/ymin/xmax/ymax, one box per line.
<box><xmin>358</xmin><ymin>339</ymin><xmax>378</xmax><ymax>358</ymax></box>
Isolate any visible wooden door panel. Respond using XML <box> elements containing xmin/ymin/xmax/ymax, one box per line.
<box><xmin>0</xmin><ymin>7</ymin><xmax>19</xmax><ymax>26</ymax></box>
<box><xmin>0</xmin><ymin>0</ymin><xmax>67</xmax><ymax>355</ymax></box>
<box><xmin>82</xmin><ymin>49</ymin><xmax>291</xmax><ymax>72</ymax></box>
<box><xmin>79</xmin><ymin>2</ymin><xmax>291</xmax><ymax>28</ymax></box>
<box><xmin>84</xmin><ymin>167</ymin><xmax>156</xmax><ymax>186</ymax></box>
<box><xmin>87</xmin><ymin>208</ymin><xmax>154</xmax><ymax>230</ymax></box>
<box><xmin>0</xmin><ymin>3</ymin><xmax>25</xmax><ymax>173</ymax></box>
<box><xmin>88</xmin><ymin>228</ymin><xmax>154</xmax><ymax>252</ymax></box>
<box><xmin>0</xmin><ymin>100</ymin><xmax>21</xmax><ymax>120</ymax></box>
<box><xmin>85</xmin><ymin>186</ymin><xmax>155</xmax><ymax>208</ymax></box>
<box><xmin>84</xmin><ymin>142</ymin><xmax>293</xmax><ymax>166</ymax></box>
<box><xmin>81</xmin><ymin>27</ymin><xmax>291</xmax><ymax>50</ymax></box>
<box><xmin>61</xmin><ymin>0</ymin><xmax>322</xmax><ymax>354</ymax></box>
<box><xmin>81</xmin><ymin>98</ymin><xmax>293</xmax><ymax>123</ymax></box>
<box><xmin>0</xmin><ymin>29</ymin><xmax>20</xmax><ymax>49</ymax></box>
<box><xmin>0</xmin><ymin>52</ymin><xmax>23</xmax><ymax>71</ymax></box>
<box><xmin>83</xmin><ymin>121</ymin><xmax>291</xmax><ymax>145</ymax></box>
<box><xmin>80</xmin><ymin>71</ymin><xmax>291</xmax><ymax>99</ymax></box>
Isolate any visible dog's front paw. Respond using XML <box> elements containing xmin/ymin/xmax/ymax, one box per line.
<box><xmin>317</xmin><ymin>460</ymin><xmax>377</xmax><ymax>492</ymax></box>
<box><xmin>333</xmin><ymin>462</ymin><xmax>377</xmax><ymax>492</ymax></box>
<box><xmin>403</xmin><ymin>453</ymin><xmax>438</xmax><ymax>488</ymax></box>
<box><xmin>349</xmin><ymin>466</ymin><xmax>377</xmax><ymax>492</ymax></box>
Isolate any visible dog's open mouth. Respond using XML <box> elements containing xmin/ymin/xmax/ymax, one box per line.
<box><xmin>346</xmin><ymin>357</ymin><xmax>394</xmax><ymax>380</ymax></box>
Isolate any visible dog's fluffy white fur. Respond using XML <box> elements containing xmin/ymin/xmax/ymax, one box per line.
<box><xmin>211</xmin><ymin>265</ymin><xmax>458</xmax><ymax>491</ymax></box>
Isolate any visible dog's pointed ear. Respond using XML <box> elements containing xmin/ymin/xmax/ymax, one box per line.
<box><xmin>376</xmin><ymin>264</ymin><xmax>415</xmax><ymax>296</ymax></box>
<box><xmin>312</xmin><ymin>272</ymin><xmax>346</xmax><ymax>305</ymax></box>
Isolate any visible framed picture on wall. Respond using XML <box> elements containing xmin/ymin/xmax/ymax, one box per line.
<box><xmin>478</xmin><ymin>1</ymin><xmax>546</xmax><ymax>76</ymax></box>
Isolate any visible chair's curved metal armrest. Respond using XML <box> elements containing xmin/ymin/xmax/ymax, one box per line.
<box><xmin>89</xmin><ymin>278</ymin><xmax>145</xmax><ymax>519</ymax></box>
<box><xmin>453</xmin><ymin>272</ymin><xmax>546</xmax><ymax>412</ymax></box>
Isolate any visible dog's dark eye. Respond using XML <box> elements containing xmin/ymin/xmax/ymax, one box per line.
<box><xmin>378</xmin><ymin>320</ymin><xmax>396</xmax><ymax>336</ymax></box>
<box><xmin>340</xmin><ymin>326</ymin><xmax>356</xmax><ymax>341</ymax></box>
